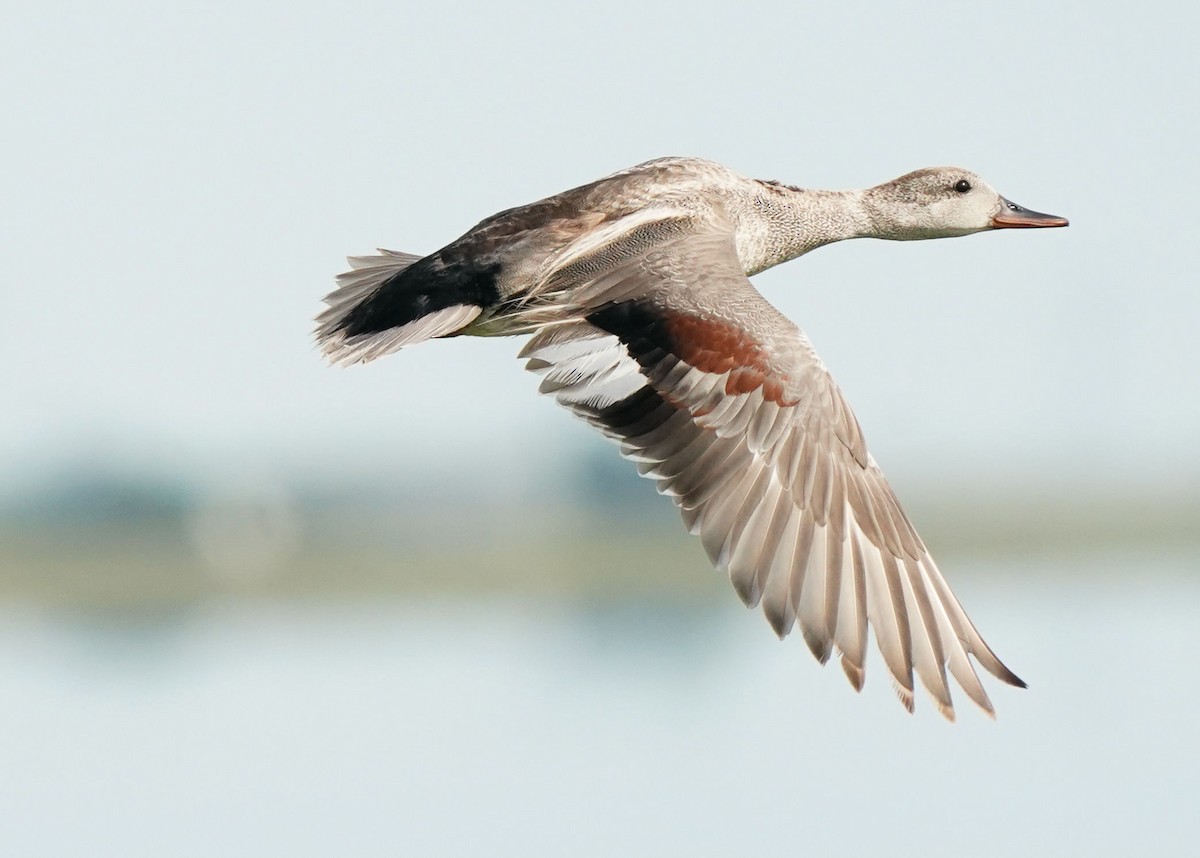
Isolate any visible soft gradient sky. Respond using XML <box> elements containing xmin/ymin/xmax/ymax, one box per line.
<box><xmin>3</xmin><ymin>5</ymin><xmax>1199</xmax><ymax>856</ymax></box>
<box><xmin>3</xmin><ymin>0</ymin><xmax>1197</xmax><ymax>497</ymax></box>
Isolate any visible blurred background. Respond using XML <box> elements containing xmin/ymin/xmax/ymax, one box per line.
<box><xmin>2</xmin><ymin>0</ymin><xmax>1198</xmax><ymax>855</ymax></box>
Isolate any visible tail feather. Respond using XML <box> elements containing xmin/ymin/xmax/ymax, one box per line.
<box><xmin>321</xmin><ymin>304</ymin><xmax>482</xmax><ymax>366</ymax></box>
<box><xmin>314</xmin><ymin>249</ymin><xmax>481</xmax><ymax>366</ymax></box>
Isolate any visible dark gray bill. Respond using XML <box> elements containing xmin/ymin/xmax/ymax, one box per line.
<box><xmin>992</xmin><ymin>197</ymin><xmax>1069</xmax><ymax>228</ymax></box>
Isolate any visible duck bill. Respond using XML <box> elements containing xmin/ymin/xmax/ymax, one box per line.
<box><xmin>992</xmin><ymin>197</ymin><xmax>1069</xmax><ymax>228</ymax></box>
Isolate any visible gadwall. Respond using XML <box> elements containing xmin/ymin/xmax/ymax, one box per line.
<box><xmin>315</xmin><ymin>157</ymin><xmax>1068</xmax><ymax>718</ymax></box>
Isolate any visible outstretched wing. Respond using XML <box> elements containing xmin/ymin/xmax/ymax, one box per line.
<box><xmin>521</xmin><ymin>224</ymin><xmax>1024</xmax><ymax>719</ymax></box>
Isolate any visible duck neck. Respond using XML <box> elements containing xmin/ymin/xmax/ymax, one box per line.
<box><xmin>742</xmin><ymin>186</ymin><xmax>872</xmax><ymax>275</ymax></box>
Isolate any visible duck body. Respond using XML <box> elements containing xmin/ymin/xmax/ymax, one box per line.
<box><xmin>315</xmin><ymin>157</ymin><xmax>1067</xmax><ymax>718</ymax></box>
<box><xmin>322</xmin><ymin>158</ymin><xmax>869</xmax><ymax>356</ymax></box>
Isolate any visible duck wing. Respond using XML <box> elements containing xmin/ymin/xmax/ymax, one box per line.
<box><xmin>521</xmin><ymin>223</ymin><xmax>1024</xmax><ymax>719</ymax></box>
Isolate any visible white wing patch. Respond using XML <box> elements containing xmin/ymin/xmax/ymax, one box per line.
<box><xmin>521</xmin><ymin>324</ymin><xmax>645</xmax><ymax>411</ymax></box>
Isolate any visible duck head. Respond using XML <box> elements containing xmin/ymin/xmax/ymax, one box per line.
<box><xmin>863</xmin><ymin>167</ymin><xmax>1069</xmax><ymax>240</ymax></box>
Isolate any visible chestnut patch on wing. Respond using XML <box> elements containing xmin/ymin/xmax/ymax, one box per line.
<box><xmin>587</xmin><ymin>301</ymin><xmax>795</xmax><ymax>406</ymax></box>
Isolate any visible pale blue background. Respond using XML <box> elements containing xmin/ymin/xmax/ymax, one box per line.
<box><xmin>2</xmin><ymin>1</ymin><xmax>1197</xmax><ymax>855</ymax></box>
<box><xmin>3</xmin><ymin>0</ymin><xmax>1197</xmax><ymax>491</ymax></box>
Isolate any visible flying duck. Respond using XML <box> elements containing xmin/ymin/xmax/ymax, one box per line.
<box><xmin>315</xmin><ymin>157</ymin><xmax>1068</xmax><ymax>718</ymax></box>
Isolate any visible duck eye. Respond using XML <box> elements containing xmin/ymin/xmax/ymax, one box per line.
<box><xmin>954</xmin><ymin>179</ymin><xmax>971</xmax><ymax>193</ymax></box>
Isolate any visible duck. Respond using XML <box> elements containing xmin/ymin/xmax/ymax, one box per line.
<box><xmin>314</xmin><ymin>157</ymin><xmax>1068</xmax><ymax>719</ymax></box>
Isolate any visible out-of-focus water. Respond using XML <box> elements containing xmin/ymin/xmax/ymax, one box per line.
<box><xmin>0</xmin><ymin>556</ymin><xmax>1195</xmax><ymax>857</ymax></box>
